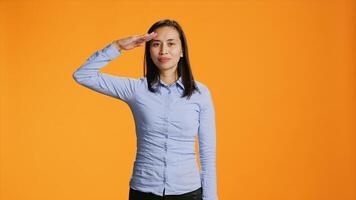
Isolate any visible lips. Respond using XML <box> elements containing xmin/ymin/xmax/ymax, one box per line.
<box><xmin>158</xmin><ymin>57</ymin><xmax>171</xmax><ymax>63</ymax></box>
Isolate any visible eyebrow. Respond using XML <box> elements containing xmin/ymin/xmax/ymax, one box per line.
<box><xmin>151</xmin><ymin>39</ymin><xmax>176</xmax><ymax>42</ymax></box>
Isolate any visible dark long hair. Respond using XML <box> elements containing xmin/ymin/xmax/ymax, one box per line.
<box><xmin>144</xmin><ymin>19</ymin><xmax>200</xmax><ymax>99</ymax></box>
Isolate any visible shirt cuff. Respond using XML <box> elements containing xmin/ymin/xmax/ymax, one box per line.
<box><xmin>103</xmin><ymin>42</ymin><xmax>122</xmax><ymax>60</ymax></box>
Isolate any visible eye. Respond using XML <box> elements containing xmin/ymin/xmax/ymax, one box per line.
<box><xmin>168</xmin><ymin>43</ymin><xmax>175</xmax><ymax>46</ymax></box>
<box><xmin>152</xmin><ymin>43</ymin><xmax>159</xmax><ymax>47</ymax></box>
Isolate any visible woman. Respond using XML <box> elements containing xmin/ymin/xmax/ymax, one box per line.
<box><xmin>73</xmin><ymin>19</ymin><xmax>218</xmax><ymax>200</ymax></box>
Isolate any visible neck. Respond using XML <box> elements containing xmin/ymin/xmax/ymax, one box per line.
<box><xmin>159</xmin><ymin>70</ymin><xmax>179</xmax><ymax>85</ymax></box>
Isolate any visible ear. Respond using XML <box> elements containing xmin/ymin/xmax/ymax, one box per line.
<box><xmin>180</xmin><ymin>51</ymin><xmax>183</xmax><ymax>57</ymax></box>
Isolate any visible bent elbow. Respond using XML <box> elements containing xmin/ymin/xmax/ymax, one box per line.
<box><xmin>72</xmin><ymin>70</ymin><xmax>85</xmax><ymax>84</ymax></box>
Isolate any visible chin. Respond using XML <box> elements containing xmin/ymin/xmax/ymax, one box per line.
<box><xmin>157</xmin><ymin>67</ymin><xmax>173</xmax><ymax>71</ymax></box>
<box><xmin>156</xmin><ymin>63</ymin><xmax>176</xmax><ymax>70</ymax></box>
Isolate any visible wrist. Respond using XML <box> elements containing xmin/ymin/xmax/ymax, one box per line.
<box><xmin>112</xmin><ymin>40</ymin><xmax>122</xmax><ymax>51</ymax></box>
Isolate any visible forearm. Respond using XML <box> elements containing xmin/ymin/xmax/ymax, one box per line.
<box><xmin>73</xmin><ymin>42</ymin><xmax>121</xmax><ymax>84</ymax></box>
<box><xmin>72</xmin><ymin>42</ymin><xmax>136</xmax><ymax>101</ymax></box>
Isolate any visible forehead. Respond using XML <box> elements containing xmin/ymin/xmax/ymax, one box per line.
<box><xmin>152</xmin><ymin>26</ymin><xmax>180</xmax><ymax>42</ymax></box>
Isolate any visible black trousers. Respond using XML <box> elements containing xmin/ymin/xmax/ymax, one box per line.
<box><xmin>129</xmin><ymin>187</ymin><xmax>202</xmax><ymax>200</ymax></box>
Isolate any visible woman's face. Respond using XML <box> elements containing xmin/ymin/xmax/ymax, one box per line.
<box><xmin>149</xmin><ymin>26</ymin><xmax>183</xmax><ymax>74</ymax></box>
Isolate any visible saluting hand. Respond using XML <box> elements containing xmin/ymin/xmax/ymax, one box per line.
<box><xmin>112</xmin><ymin>32</ymin><xmax>158</xmax><ymax>51</ymax></box>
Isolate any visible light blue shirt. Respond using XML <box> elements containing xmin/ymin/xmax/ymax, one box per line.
<box><xmin>72</xmin><ymin>43</ymin><xmax>218</xmax><ymax>200</ymax></box>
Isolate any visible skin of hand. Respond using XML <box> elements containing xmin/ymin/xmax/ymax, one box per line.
<box><xmin>112</xmin><ymin>32</ymin><xmax>158</xmax><ymax>51</ymax></box>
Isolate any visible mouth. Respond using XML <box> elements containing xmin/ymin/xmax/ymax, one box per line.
<box><xmin>158</xmin><ymin>58</ymin><xmax>171</xmax><ymax>63</ymax></box>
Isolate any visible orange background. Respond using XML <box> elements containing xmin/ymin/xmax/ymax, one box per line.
<box><xmin>1</xmin><ymin>0</ymin><xmax>355</xmax><ymax>199</ymax></box>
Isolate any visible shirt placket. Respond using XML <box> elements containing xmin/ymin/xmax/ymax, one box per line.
<box><xmin>162</xmin><ymin>84</ymin><xmax>172</xmax><ymax>194</ymax></box>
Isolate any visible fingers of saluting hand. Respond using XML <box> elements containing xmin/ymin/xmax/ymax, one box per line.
<box><xmin>135</xmin><ymin>32</ymin><xmax>157</xmax><ymax>44</ymax></box>
<box><xmin>144</xmin><ymin>32</ymin><xmax>158</xmax><ymax>41</ymax></box>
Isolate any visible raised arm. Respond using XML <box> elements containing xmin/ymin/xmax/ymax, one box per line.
<box><xmin>198</xmin><ymin>86</ymin><xmax>218</xmax><ymax>200</ymax></box>
<box><xmin>72</xmin><ymin>32</ymin><xmax>157</xmax><ymax>102</ymax></box>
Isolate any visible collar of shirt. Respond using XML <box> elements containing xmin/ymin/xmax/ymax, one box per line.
<box><xmin>152</xmin><ymin>76</ymin><xmax>185</xmax><ymax>91</ymax></box>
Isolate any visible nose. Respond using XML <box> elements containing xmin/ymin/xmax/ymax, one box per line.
<box><xmin>159</xmin><ymin>43</ymin><xmax>168</xmax><ymax>55</ymax></box>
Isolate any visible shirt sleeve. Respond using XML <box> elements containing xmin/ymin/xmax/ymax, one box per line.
<box><xmin>72</xmin><ymin>42</ymin><xmax>138</xmax><ymax>103</ymax></box>
<box><xmin>198</xmin><ymin>86</ymin><xmax>218</xmax><ymax>200</ymax></box>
